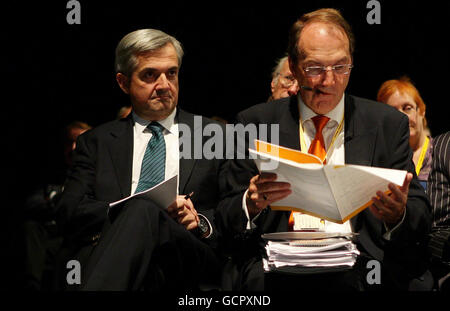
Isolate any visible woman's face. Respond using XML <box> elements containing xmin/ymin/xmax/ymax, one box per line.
<box><xmin>386</xmin><ymin>91</ymin><xmax>425</xmax><ymax>144</ymax></box>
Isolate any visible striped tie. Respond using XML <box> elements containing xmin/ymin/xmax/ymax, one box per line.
<box><xmin>135</xmin><ymin>122</ymin><xmax>166</xmax><ymax>193</ymax></box>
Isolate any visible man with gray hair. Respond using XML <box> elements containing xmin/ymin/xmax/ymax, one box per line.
<box><xmin>56</xmin><ymin>29</ymin><xmax>231</xmax><ymax>290</ymax></box>
<box><xmin>267</xmin><ymin>55</ymin><xmax>299</xmax><ymax>101</ymax></box>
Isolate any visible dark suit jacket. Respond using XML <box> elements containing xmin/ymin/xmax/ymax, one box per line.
<box><xmin>57</xmin><ymin>108</ymin><xmax>229</xmax><ymax>250</ymax></box>
<box><xmin>216</xmin><ymin>94</ymin><xmax>432</xmax><ymax>283</ymax></box>
<box><xmin>427</xmin><ymin>131</ymin><xmax>450</xmax><ymax>279</ymax></box>
<box><xmin>428</xmin><ymin>131</ymin><xmax>450</xmax><ymax>227</ymax></box>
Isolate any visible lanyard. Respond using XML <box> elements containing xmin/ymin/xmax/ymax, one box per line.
<box><xmin>415</xmin><ymin>136</ymin><xmax>429</xmax><ymax>176</ymax></box>
<box><xmin>298</xmin><ymin>110</ymin><xmax>344</xmax><ymax>163</ymax></box>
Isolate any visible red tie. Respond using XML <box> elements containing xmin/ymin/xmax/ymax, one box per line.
<box><xmin>288</xmin><ymin>115</ymin><xmax>330</xmax><ymax>231</ymax></box>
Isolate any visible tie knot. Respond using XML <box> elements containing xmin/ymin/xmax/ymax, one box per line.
<box><xmin>147</xmin><ymin>122</ymin><xmax>164</xmax><ymax>136</ymax></box>
<box><xmin>311</xmin><ymin>115</ymin><xmax>330</xmax><ymax>133</ymax></box>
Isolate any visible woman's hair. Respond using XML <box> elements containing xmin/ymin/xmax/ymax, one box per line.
<box><xmin>377</xmin><ymin>76</ymin><xmax>427</xmax><ymax>127</ymax></box>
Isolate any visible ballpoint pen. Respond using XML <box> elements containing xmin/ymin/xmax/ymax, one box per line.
<box><xmin>184</xmin><ymin>191</ymin><xmax>194</xmax><ymax>200</ymax></box>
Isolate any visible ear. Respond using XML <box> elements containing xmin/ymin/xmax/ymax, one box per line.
<box><xmin>288</xmin><ymin>56</ymin><xmax>300</xmax><ymax>78</ymax></box>
<box><xmin>116</xmin><ymin>73</ymin><xmax>130</xmax><ymax>94</ymax></box>
<box><xmin>270</xmin><ymin>79</ymin><xmax>276</xmax><ymax>93</ymax></box>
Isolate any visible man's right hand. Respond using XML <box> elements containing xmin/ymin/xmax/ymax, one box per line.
<box><xmin>245</xmin><ymin>172</ymin><xmax>291</xmax><ymax>219</ymax></box>
<box><xmin>167</xmin><ymin>195</ymin><xmax>199</xmax><ymax>231</ymax></box>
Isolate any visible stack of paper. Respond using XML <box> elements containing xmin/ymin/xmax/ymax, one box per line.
<box><xmin>262</xmin><ymin>233</ymin><xmax>359</xmax><ymax>272</ymax></box>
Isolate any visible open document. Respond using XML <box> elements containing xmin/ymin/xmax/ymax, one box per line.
<box><xmin>109</xmin><ymin>175</ymin><xmax>178</xmax><ymax>211</ymax></box>
<box><xmin>250</xmin><ymin>140</ymin><xmax>407</xmax><ymax>224</ymax></box>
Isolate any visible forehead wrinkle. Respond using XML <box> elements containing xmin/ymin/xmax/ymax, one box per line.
<box><xmin>299</xmin><ymin>22</ymin><xmax>350</xmax><ymax>62</ymax></box>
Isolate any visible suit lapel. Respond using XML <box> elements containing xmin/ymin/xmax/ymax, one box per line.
<box><xmin>108</xmin><ymin>116</ymin><xmax>134</xmax><ymax>197</ymax></box>
<box><xmin>177</xmin><ymin>109</ymin><xmax>197</xmax><ymax>194</ymax></box>
<box><xmin>279</xmin><ymin>96</ymin><xmax>301</xmax><ymax>150</ymax></box>
<box><xmin>344</xmin><ymin>95</ymin><xmax>377</xmax><ymax>166</ymax></box>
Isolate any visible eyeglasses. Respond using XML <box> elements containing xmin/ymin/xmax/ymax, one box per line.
<box><xmin>277</xmin><ymin>74</ymin><xmax>297</xmax><ymax>88</ymax></box>
<box><xmin>303</xmin><ymin>64</ymin><xmax>353</xmax><ymax>77</ymax></box>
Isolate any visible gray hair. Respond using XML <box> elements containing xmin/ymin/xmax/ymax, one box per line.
<box><xmin>271</xmin><ymin>55</ymin><xmax>289</xmax><ymax>81</ymax></box>
<box><xmin>115</xmin><ymin>29</ymin><xmax>184</xmax><ymax>77</ymax></box>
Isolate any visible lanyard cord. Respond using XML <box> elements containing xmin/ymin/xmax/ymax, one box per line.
<box><xmin>415</xmin><ymin>136</ymin><xmax>429</xmax><ymax>176</ymax></box>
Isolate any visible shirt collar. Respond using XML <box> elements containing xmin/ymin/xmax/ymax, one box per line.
<box><xmin>132</xmin><ymin>108</ymin><xmax>177</xmax><ymax>134</ymax></box>
<box><xmin>298</xmin><ymin>93</ymin><xmax>345</xmax><ymax>125</ymax></box>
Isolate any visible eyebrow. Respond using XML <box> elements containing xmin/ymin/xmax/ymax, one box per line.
<box><xmin>140</xmin><ymin>66</ymin><xmax>179</xmax><ymax>73</ymax></box>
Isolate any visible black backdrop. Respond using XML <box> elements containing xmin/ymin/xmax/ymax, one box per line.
<box><xmin>2</xmin><ymin>0</ymin><xmax>450</xmax><ymax>289</ymax></box>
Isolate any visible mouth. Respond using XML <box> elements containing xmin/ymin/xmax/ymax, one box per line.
<box><xmin>300</xmin><ymin>85</ymin><xmax>332</xmax><ymax>95</ymax></box>
<box><xmin>151</xmin><ymin>95</ymin><xmax>172</xmax><ymax>101</ymax></box>
<box><xmin>316</xmin><ymin>90</ymin><xmax>333</xmax><ymax>96</ymax></box>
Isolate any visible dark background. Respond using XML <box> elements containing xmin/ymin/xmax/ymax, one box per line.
<box><xmin>2</xmin><ymin>0</ymin><xmax>449</xmax><ymax>288</ymax></box>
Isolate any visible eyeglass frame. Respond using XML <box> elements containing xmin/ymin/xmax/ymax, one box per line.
<box><xmin>302</xmin><ymin>63</ymin><xmax>354</xmax><ymax>77</ymax></box>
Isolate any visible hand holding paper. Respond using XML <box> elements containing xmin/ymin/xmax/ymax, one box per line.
<box><xmin>245</xmin><ymin>172</ymin><xmax>291</xmax><ymax>219</ymax></box>
<box><xmin>250</xmin><ymin>140</ymin><xmax>409</xmax><ymax>224</ymax></box>
<box><xmin>108</xmin><ymin>175</ymin><xmax>178</xmax><ymax>222</ymax></box>
<box><xmin>370</xmin><ymin>172</ymin><xmax>412</xmax><ymax>228</ymax></box>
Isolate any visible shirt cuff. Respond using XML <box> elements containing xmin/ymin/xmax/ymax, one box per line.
<box><xmin>242</xmin><ymin>189</ymin><xmax>262</xmax><ymax>230</ymax></box>
<box><xmin>382</xmin><ymin>208</ymin><xmax>406</xmax><ymax>240</ymax></box>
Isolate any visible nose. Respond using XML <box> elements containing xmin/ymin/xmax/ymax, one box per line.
<box><xmin>155</xmin><ymin>73</ymin><xmax>170</xmax><ymax>90</ymax></box>
<box><xmin>321</xmin><ymin>66</ymin><xmax>336</xmax><ymax>87</ymax></box>
<box><xmin>288</xmin><ymin>80</ymin><xmax>299</xmax><ymax>96</ymax></box>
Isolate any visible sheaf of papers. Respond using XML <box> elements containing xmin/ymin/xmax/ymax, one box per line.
<box><xmin>263</xmin><ymin>238</ymin><xmax>360</xmax><ymax>271</ymax></box>
<box><xmin>109</xmin><ymin>175</ymin><xmax>178</xmax><ymax>209</ymax></box>
<box><xmin>249</xmin><ymin>140</ymin><xmax>407</xmax><ymax>224</ymax></box>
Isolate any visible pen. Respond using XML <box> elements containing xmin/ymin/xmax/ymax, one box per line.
<box><xmin>184</xmin><ymin>191</ymin><xmax>194</xmax><ymax>200</ymax></box>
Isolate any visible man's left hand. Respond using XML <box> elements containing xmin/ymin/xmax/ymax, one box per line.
<box><xmin>369</xmin><ymin>172</ymin><xmax>412</xmax><ymax>229</ymax></box>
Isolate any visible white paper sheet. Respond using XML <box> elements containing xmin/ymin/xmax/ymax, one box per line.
<box><xmin>109</xmin><ymin>175</ymin><xmax>178</xmax><ymax>209</ymax></box>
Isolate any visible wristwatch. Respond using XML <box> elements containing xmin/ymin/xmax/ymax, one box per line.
<box><xmin>195</xmin><ymin>214</ymin><xmax>210</xmax><ymax>238</ymax></box>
